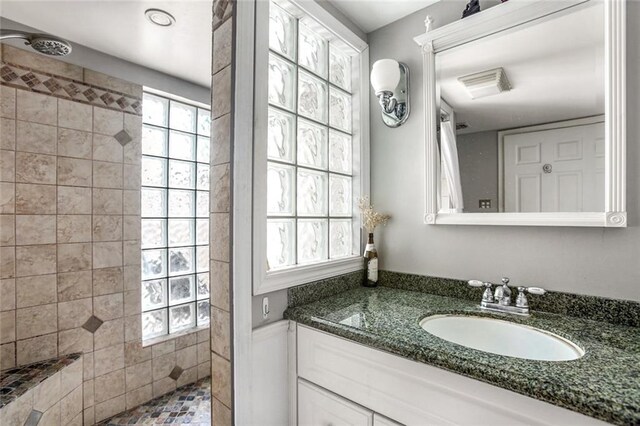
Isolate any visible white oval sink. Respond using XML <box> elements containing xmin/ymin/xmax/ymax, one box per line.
<box><xmin>420</xmin><ymin>315</ymin><xmax>584</xmax><ymax>361</ymax></box>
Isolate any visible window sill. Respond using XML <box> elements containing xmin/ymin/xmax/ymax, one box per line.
<box><xmin>142</xmin><ymin>323</ymin><xmax>210</xmax><ymax>348</ymax></box>
<box><xmin>254</xmin><ymin>255</ymin><xmax>363</xmax><ymax>295</ymax></box>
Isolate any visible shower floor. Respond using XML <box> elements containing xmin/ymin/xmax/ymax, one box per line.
<box><xmin>98</xmin><ymin>378</ymin><xmax>211</xmax><ymax>425</ymax></box>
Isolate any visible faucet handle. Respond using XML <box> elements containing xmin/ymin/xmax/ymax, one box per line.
<box><xmin>516</xmin><ymin>286</ymin><xmax>547</xmax><ymax>308</ymax></box>
<box><xmin>468</xmin><ymin>280</ymin><xmax>484</xmax><ymax>287</ymax></box>
<box><xmin>468</xmin><ymin>280</ymin><xmax>494</xmax><ymax>303</ymax></box>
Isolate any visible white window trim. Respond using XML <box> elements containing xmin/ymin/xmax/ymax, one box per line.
<box><xmin>252</xmin><ymin>0</ymin><xmax>370</xmax><ymax>295</ymax></box>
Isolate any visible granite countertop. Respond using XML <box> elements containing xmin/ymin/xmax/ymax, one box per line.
<box><xmin>284</xmin><ymin>286</ymin><xmax>640</xmax><ymax>425</ymax></box>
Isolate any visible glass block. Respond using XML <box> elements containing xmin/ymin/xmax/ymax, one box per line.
<box><xmin>329</xmin><ymin>130</ymin><xmax>352</xmax><ymax>174</ymax></box>
<box><xmin>197</xmin><ymin>300</ymin><xmax>210</xmax><ymax>325</ymax></box>
<box><xmin>169</xmin><ymin>275</ymin><xmax>195</xmax><ymax>304</ymax></box>
<box><xmin>329</xmin><ymin>174</ymin><xmax>352</xmax><ymax>216</ymax></box>
<box><xmin>330</xmin><ymin>219</ymin><xmax>352</xmax><ymax>259</ymax></box>
<box><xmin>169</xmin><ymin>303</ymin><xmax>196</xmax><ymax>333</ymax></box>
<box><xmin>266</xmin><ymin>219</ymin><xmax>295</xmax><ymax>270</ymax></box>
<box><xmin>141</xmin><ymin>279</ymin><xmax>167</xmax><ymax>310</ymax></box>
<box><xmin>142</xmin><ymin>309</ymin><xmax>168</xmax><ymax>339</ymax></box>
<box><xmin>168</xmin><ymin>219</ymin><xmax>195</xmax><ymax>246</ymax></box>
<box><xmin>197</xmin><ymin>164</ymin><xmax>210</xmax><ymax>190</ymax></box>
<box><xmin>329</xmin><ymin>87</ymin><xmax>352</xmax><ymax>133</ymax></box>
<box><xmin>267</xmin><ymin>162</ymin><xmax>295</xmax><ymax>216</ymax></box>
<box><xmin>269</xmin><ymin>2</ymin><xmax>296</xmax><ymax>61</ymax></box>
<box><xmin>142</xmin><ymin>219</ymin><xmax>166</xmax><ymax>249</ymax></box>
<box><xmin>169</xmin><ymin>160</ymin><xmax>196</xmax><ymax>189</ymax></box>
<box><xmin>142</xmin><ymin>125</ymin><xmax>168</xmax><ymax>156</ymax></box>
<box><xmin>267</xmin><ymin>108</ymin><xmax>295</xmax><ymax>163</ymax></box>
<box><xmin>197</xmin><ymin>273</ymin><xmax>210</xmax><ymax>299</ymax></box>
<box><xmin>196</xmin><ymin>246</ymin><xmax>209</xmax><ymax>273</ymax></box>
<box><xmin>142</xmin><ymin>156</ymin><xmax>167</xmax><ymax>187</ymax></box>
<box><xmin>268</xmin><ymin>53</ymin><xmax>296</xmax><ymax>112</ymax></box>
<box><xmin>143</xmin><ymin>93</ymin><xmax>168</xmax><ymax>127</ymax></box>
<box><xmin>297</xmin><ymin>169</ymin><xmax>328</xmax><ymax>216</ymax></box>
<box><xmin>197</xmin><ymin>136</ymin><xmax>210</xmax><ymax>163</ymax></box>
<box><xmin>169</xmin><ymin>130</ymin><xmax>196</xmax><ymax>161</ymax></box>
<box><xmin>168</xmin><ymin>190</ymin><xmax>195</xmax><ymax>217</ymax></box>
<box><xmin>196</xmin><ymin>219</ymin><xmax>209</xmax><ymax>245</ymax></box>
<box><xmin>197</xmin><ymin>108</ymin><xmax>211</xmax><ymax>136</ymax></box>
<box><xmin>330</xmin><ymin>46</ymin><xmax>352</xmax><ymax>92</ymax></box>
<box><xmin>297</xmin><ymin>118</ymin><xmax>328</xmax><ymax>170</ymax></box>
<box><xmin>142</xmin><ymin>249</ymin><xmax>167</xmax><ymax>280</ymax></box>
<box><xmin>299</xmin><ymin>21</ymin><xmax>328</xmax><ymax>78</ymax></box>
<box><xmin>297</xmin><ymin>219</ymin><xmax>328</xmax><ymax>264</ymax></box>
<box><xmin>196</xmin><ymin>191</ymin><xmax>209</xmax><ymax>218</ymax></box>
<box><xmin>170</xmin><ymin>101</ymin><xmax>197</xmax><ymax>133</ymax></box>
<box><xmin>298</xmin><ymin>70</ymin><xmax>327</xmax><ymax>123</ymax></box>
<box><xmin>142</xmin><ymin>188</ymin><xmax>167</xmax><ymax>218</ymax></box>
<box><xmin>169</xmin><ymin>247</ymin><xmax>195</xmax><ymax>276</ymax></box>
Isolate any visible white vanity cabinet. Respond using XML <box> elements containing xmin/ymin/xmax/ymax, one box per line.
<box><xmin>294</xmin><ymin>324</ymin><xmax>608</xmax><ymax>426</ymax></box>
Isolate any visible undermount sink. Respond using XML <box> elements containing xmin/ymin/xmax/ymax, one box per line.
<box><xmin>419</xmin><ymin>315</ymin><xmax>584</xmax><ymax>361</ymax></box>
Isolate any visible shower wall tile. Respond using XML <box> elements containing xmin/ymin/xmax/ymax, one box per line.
<box><xmin>57</xmin><ymin>129</ymin><xmax>92</xmax><ymax>159</ymax></box>
<box><xmin>1</xmin><ymin>42</ymin><xmax>209</xmax><ymax>423</ymax></box>
<box><xmin>58</xmin><ymin>99</ymin><xmax>93</xmax><ymax>132</ymax></box>
<box><xmin>15</xmin><ymin>152</ymin><xmax>56</xmax><ymax>184</ymax></box>
<box><xmin>16</xmin><ymin>121</ymin><xmax>57</xmax><ymax>155</ymax></box>
<box><xmin>0</xmin><ymin>118</ymin><xmax>16</xmax><ymax>149</ymax></box>
<box><xmin>16</xmin><ymin>90</ymin><xmax>57</xmax><ymax>126</ymax></box>
<box><xmin>211</xmin><ymin>0</ymin><xmax>234</xmax><ymax>420</ymax></box>
<box><xmin>2</xmin><ymin>45</ymin><xmax>83</xmax><ymax>81</ymax></box>
<box><xmin>0</xmin><ymin>86</ymin><xmax>16</xmax><ymax>119</ymax></box>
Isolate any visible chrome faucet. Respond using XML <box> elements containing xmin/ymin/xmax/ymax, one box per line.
<box><xmin>468</xmin><ymin>277</ymin><xmax>546</xmax><ymax>316</ymax></box>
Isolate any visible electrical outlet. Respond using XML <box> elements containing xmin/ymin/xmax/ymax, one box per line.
<box><xmin>479</xmin><ymin>199</ymin><xmax>492</xmax><ymax>209</ymax></box>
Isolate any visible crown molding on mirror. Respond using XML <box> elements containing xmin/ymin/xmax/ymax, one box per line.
<box><xmin>414</xmin><ymin>0</ymin><xmax>626</xmax><ymax>227</ymax></box>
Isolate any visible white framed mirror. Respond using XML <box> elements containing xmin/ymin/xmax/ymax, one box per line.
<box><xmin>414</xmin><ymin>0</ymin><xmax>626</xmax><ymax>227</ymax></box>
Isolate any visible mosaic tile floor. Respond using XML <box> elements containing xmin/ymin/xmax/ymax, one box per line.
<box><xmin>98</xmin><ymin>378</ymin><xmax>211</xmax><ymax>425</ymax></box>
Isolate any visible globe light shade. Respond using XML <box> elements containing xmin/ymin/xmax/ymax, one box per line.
<box><xmin>371</xmin><ymin>59</ymin><xmax>401</xmax><ymax>93</ymax></box>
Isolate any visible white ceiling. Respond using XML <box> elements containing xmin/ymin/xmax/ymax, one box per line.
<box><xmin>438</xmin><ymin>2</ymin><xmax>604</xmax><ymax>134</ymax></box>
<box><xmin>0</xmin><ymin>1</ymin><xmax>212</xmax><ymax>87</ymax></box>
<box><xmin>328</xmin><ymin>0</ymin><xmax>440</xmax><ymax>33</ymax></box>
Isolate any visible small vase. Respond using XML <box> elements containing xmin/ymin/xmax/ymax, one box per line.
<box><xmin>363</xmin><ymin>233</ymin><xmax>379</xmax><ymax>287</ymax></box>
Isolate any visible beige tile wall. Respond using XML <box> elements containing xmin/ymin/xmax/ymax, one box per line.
<box><xmin>0</xmin><ymin>45</ymin><xmax>210</xmax><ymax>424</ymax></box>
<box><xmin>210</xmin><ymin>1</ymin><xmax>234</xmax><ymax>425</ymax></box>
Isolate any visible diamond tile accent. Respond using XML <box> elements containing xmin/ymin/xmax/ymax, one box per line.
<box><xmin>20</xmin><ymin>72</ymin><xmax>40</xmax><ymax>88</ymax></box>
<box><xmin>0</xmin><ymin>63</ymin><xmax>142</xmax><ymax>116</ymax></box>
<box><xmin>24</xmin><ymin>409</ymin><xmax>43</xmax><ymax>426</ymax></box>
<box><xmin>82</xmin><ymin>315</ymin><xmax>104</xmax><ymax>333</ymax></box>
<box><xmin>43</xmin><ymin>78</ymin><xmax>62</xmax><ymax>93</ymax></box>
<box><xmin>169</xmin><ymin>366</ymin><xmax>184</xmax><ymax>381</ymax></box>
<box><xmin>114</xmin><ymin>129</ymin><xmax>133</xmax><ymax>147</ymax></box>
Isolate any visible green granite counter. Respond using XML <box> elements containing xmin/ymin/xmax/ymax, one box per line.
<box><xmin>284</xmin><ymin>286</ymin><xmax>640</xmax><ymax>425</ymax></box>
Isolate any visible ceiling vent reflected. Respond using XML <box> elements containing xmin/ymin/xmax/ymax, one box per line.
<box><xmin>458</xmin><ymin>67</ymin><xmax>511</xmax><ymax>99</ymax></box>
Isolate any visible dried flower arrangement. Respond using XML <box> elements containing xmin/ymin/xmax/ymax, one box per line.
<box><xmin>358</xmin><ymin>196</ymin><xmax>391</xmax><ymax>233</ymax></box>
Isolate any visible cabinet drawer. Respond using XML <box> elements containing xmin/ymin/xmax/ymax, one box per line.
<box><xmin>298</xmin><ymin>379</ymin><xmax>373</xmax><ymax>426</ymax></box>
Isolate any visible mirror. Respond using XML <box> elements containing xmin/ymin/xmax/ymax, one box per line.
<box><xmin>415</xmin><ymin>0</ymin><xmax>626</xmax><ymax>227</ymax></box>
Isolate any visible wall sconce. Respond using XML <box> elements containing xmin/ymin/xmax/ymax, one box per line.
<box><xmin>370</xmin><ymin>59</ymin><xmax>410</xmax><ymax>128</ymax></box>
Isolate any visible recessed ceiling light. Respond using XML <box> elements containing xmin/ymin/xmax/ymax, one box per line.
<box><xmin>145</xmin><ymin>9</ymin><xmax>176</xmax><ymax>27</ymax></box>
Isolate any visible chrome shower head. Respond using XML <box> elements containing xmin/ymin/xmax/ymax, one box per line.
<box><xmin>0</xmin><ymin>29</ymin><xmax>72</xmax><ymax>56</ymax></box>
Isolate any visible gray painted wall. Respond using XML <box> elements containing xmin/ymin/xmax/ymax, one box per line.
<box><xmin>1</xmin><ymin>17</ymin><xmax>210</xmax><ymax>104</ymax></box>
<box><xmin>457</xmin><ymin>131</ymin><xmax>499</xmax><ymax>213</ymax></box>
<box><xmin>368</xmin><ymin>1</ymin><xmax>640</xmax><ymax>301</ymax></box>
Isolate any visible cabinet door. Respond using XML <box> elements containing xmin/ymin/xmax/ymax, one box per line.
<box><xmin>298</xmin><ymin>379</ymin><xmax>373</xmax><ymax>426</ymax></box>
<box><xmin>373</xmin><ymin>413</ymin><xmax>403</xmax><ymax>426</ymax></box>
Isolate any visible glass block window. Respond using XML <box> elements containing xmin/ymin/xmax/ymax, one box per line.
<box><xmin>266</xmin><ymin>1</ymin><xmax>356</xmax><ymax>271</ymax></box>
<box><xmin>141</xmin><ymin>92</ymin><xmax>211</xmax><ymax>340</ymax></box>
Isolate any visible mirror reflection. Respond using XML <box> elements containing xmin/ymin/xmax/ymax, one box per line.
<box><xmin>436</xmin><ymin>2</ymin><xmax>604</xmax><ymax>213</ymax></box>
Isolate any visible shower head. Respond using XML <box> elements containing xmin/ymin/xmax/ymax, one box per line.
<box><xmin>0</xmin><ymin>29</ymin><xmax>72</xmax><ymax>56</ymax></box>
